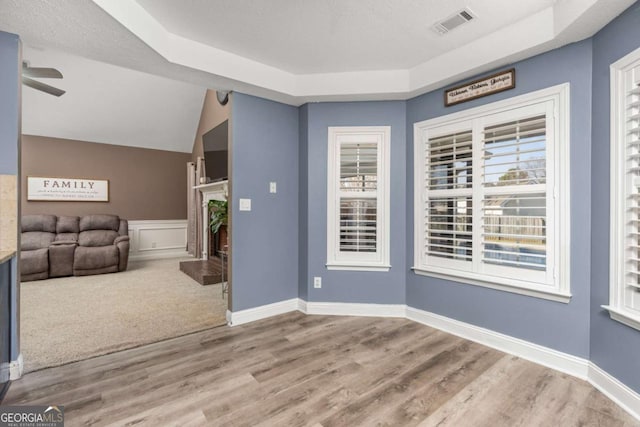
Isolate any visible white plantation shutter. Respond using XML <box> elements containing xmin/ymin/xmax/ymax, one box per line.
<box><xmin>482</xmin><ymin>116</ymin><xmax>547</xmax><ymax>186</ymax></box>
<box><xmin>608</xmin><ymin>52</ymin><xmax>640</xmax><ymax>330</ymax></box>
<box><xmin>339</xmin><ymin>142</ymin><xmax>378</xmax><ymax>253</ymax></box>
<box><xmin>424</xmin><ymin>128</ymin><xmax>474</xmax><ymax>269</ymax></box>
<box><xmin>327</xmin><ymin>127</ymin><xmax>390</xmax><ymax>271</ymax></box>
<box><xmin>415</xmin><ymin>84</ymin><xmax>569</xmax><ymax>300</ymax></box>
<box><xmin>622</xmin><ymin>79</ymin><xmax>640</xmax><ymax>312</ymax></box>
<box><xmin>481</xmin><ymin>111</ymin><xmax>551</xmax><ymax>283</ymax></box>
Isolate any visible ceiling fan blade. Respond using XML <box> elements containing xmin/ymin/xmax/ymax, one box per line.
<box><xmin>22</xmin><ymin>76</ymin><xmax>66</xmax><ymax>97</ymax></box>
<box><xmin>23</xmin><ymin>67</ymin><xmax>63</xmax><ymax>79</ymax></box>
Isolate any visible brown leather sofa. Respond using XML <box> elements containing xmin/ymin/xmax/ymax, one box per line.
<box><xmin>20</xmin><ymin>214</ymin><xmax>130</xmax><ymax>282</ymax></box>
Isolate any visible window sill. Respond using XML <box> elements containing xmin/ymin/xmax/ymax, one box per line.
<box><xmin>411</xmin><ymin>267</ymin><xmax>571</xmax><ymax>303</ymax></box>
<box><xmin>602</xmin><ymin>305</ymin><xmax>640</xmax><ymax>332</ymax></box>
<box><xmin>326</xmin><ymin>263</ymin><xmax>391</xmax><ymax>272</ymax></box>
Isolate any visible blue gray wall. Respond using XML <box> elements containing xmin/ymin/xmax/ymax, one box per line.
<box><xmin>302</xmin><ymin>102</ymin><xmax>407</xmax><ymax>304</ymax></box>
<box><xmin>230</xmin><ymin>93</ymin><xmax>299</xmax><ymax>311</ymax></box>
<box><xmin>405</xmin><ymin>39</ymin><xmax>594</xmax><ymax>358</ymax></box>
<box><xmin>0</xmin><ymin>31</ymin><xmax>19</xmax><ymax>176</ymax></box>
<box><xmin>0</xmin><ymin>31</ymin><xmax>20</xmax><ymax>362</ymax></box>
<box><xmin>590</xmin><ymin>2</ymin><xmax>640</xmax><ymax>394</ymax></box>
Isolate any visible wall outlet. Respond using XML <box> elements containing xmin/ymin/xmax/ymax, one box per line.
<box><xmin>239</xmin><ymin>198</ymin><xmax>252</xmax><ymax>211</ymax></box>
<box><xmin>313</xmin><ymin>277</ymin><xmax>322</xmax><ymax>288</ymax></box>
<box><xmin>270</xmin><ymin>182</ymin><xmax>277</xmax><ymax>193</ymax></box>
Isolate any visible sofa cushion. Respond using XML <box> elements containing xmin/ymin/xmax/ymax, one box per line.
<box><xmin>55</xmin><ymin>233</ymin><xmax>78</xmax><ymax>243</ymax></box>
<box><xmin>49</xmin><ymin>243</ymin><xmax>76</xmax><ymax>278</ymax></box>
<box><xmin>78</xmin><ymin>230</ymin><xmax>119</xmax><ymax>247</ymax></box>
<box><xmin>21</xmin><ymin>248</ymin><xmax>49</xmax><ymax>275</ymax></box>
<box><xmin>74</xmin><ymin>246</ymin><xmax>119</xmax><ymax>271</ymax></box>
<box><xmin>22</xmin><ymin>215</ymin><xmax>57</xmax><ymax>233</ymax></box>
<box><xmin>56</xmin><ymin>216</ymin><xmax>80</xmax><ymax>233</ymax></box>
<box><xmin>21</xmin><ymin>231</ymin><xmax>55</xmax><ymax>251</ymax></box>
<box><xmin>79</xmin><ymin>215</ymin><xmax>120</xmax><ymax>232</ymax></box>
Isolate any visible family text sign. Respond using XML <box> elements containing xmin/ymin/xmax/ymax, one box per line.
<box><xmin>445</xmin><ymin>69</ymin><xmax>516</xmax><ymax>107</ymax></box>
<box><xmin>27</xmin><ymin>177</ymin><xmax>109</xmax><ymax>202</ymax></box>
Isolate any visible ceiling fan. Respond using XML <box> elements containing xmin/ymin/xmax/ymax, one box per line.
<box><xmin>22</xmin><ymin>61</ymin><xmax>66</xmax><ymax>97</ymax></box>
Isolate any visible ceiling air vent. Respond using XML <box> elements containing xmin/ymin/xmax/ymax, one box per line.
<box><xmin>433</xmin><ymin>8</ymin><xmax>475</xmax><ymax>35</ymax></box>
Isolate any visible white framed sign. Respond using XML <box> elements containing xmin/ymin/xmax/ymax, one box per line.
<box><xmin>445</xmin><ymin>68</ymin><xmax>516</xmax><ymax>107</ymax></box>
<box><xmin>27</xmin><ymin>177</ymin><xmax>109</xmax><ymax>202</ymax></box>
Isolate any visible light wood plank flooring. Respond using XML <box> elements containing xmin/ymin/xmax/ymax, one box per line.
<box><xmin>3</xmin><ymin>312</ymin><xmax>638</xmax><ymax>426</ymax></box>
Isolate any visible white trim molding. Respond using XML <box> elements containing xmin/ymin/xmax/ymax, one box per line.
<box><xmin>9</xmin><ymin>353</ymin><xmax>23</xmax><ymax>380</ymax></box>
<box><xmin>589</xmin><ymin>362</ymin><xmax>640</xmax><ymax>421</ymax></box>
<box><xmin>406</xmin><ymin>305</ymin><xmax>640</xmax><ymax>421</ymax></box>
<box><xmin>224</xmin><ymin>299</ymin><xmax>640</xmax><ymax>421</ymax></box>
<box><xmin>303</xmin><ymin>301</ymin><xmax>405</xmax><ymax>318</ymax></box>
<box><xmin>128</xmin><ymin>219</ymin><xmax>188</xmax><ymax>261</ymax></box>
<box><xmin>227</xmin><ymin>298</ymin><xmax>300</xmax><ymax>326</ymax></box>
<box><xmin>405</xmin><ymin>306</ymin><xmax>589</xmax><ymax>379</ymax></box>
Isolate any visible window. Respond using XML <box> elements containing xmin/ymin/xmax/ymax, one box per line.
<box><xmin>413</xmin><ymin>84</ymin><xmax>570</xmax><ymax>302</ymax></box>
<box><xmin>327</xmin><ymin>126</ymin><xmax>390</xmax><ymax>271</ymax></box>
<box><xmin>607</xmin><ymin>47</ymin><xmax>640</xmax><ymax>331</ymax></box>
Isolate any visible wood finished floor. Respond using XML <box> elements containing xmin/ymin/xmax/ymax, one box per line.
<box><xmin>4</xmin><ymin>312</ymin><xmax>638</xmax><ymax>427</ymax></box>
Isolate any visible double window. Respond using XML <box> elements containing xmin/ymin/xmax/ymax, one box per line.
<box><xmin>327</xmin><ymin>126</ymin><xmax>390</xmax><ymax>271</ymax></box>
<box><xmin>413</xmin><ymin>85</ymin><xmax>570</xmax><ymax>301</ymax></box>
<box><xmin>608</xmin><ymin>47</ymin><xmax>640</xmax><ymax>331</ymax></box>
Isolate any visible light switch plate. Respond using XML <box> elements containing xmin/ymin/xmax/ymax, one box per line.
<box><xmin>270</xmin><ymin>182</ymin><xmax>277</xmax><ymax>193</ymax></box>
<box><xmin>239</xmin><ymin>198</ymin><xmax>252</xmax><ymax>211</ymax></box>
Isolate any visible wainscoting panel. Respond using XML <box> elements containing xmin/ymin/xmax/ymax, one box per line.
<box><xmin>128</xmin><ymin>220</ymin><xmax>188</xmax><ymax>261</ymax></box>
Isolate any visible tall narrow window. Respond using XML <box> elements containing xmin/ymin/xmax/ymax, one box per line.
<box><xmin>327</xmin><ymin>126</ymin><xmax>390</xmax><ymax>271</ymax></box>
<box><xmin>607</xmin><ymin>47</ymin><xmax>640</xmax><ymax>331</ymax></box>
<box><xmin>414</xmin><ymin>84</ymin><xmax>570</xmax><ymax>302</ymax></box>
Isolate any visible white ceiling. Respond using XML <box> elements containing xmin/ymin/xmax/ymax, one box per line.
<box><xmin>21</xmin><ymin>46</ymin><xmax>205</xmax><ymax>153</ymax></box>
<box><xmin>135</xmin><ymin>0</ymin><xmax>556</xmax><ymax>74</ymax></box>
<box><xmin>92</xmin><ymin>0</ymin><xmax>635</xmax><ymax>103</ymax></box>
<box><xmin>0</xmin><ymin>0</ymin><xmax>636</xmax><ymax>107</ymax></box>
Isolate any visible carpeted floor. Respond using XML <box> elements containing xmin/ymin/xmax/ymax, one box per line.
<box><xmin>20</xmin><ymin>257</ymin><xmax>228</xmax><ymax>373</ymax></box>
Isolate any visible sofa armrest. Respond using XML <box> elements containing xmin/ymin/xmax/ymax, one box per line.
<box><xmin>115</xmin><ymin>237</ymin><xmax>130</xmax><ymax>271</ymax></box>
<box><xmin>114</xmin><ymin>235</ymin><xmax>130</xmax><ymax>245</ymax></box>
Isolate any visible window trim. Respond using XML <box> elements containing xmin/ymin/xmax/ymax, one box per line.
<box><xmin>326</xmin><ymin>126</ymin><xmax>391</xmax><ymax>272</ymax></box>
<box><xmin>412</xmin><ymin>84</ymin><xmax>571</xmax><ymax>303</ymax></box>
<box><xmin>605</xmin><ymin>46</ymin><xmax>640</xmax><ymax>331</ymax></box>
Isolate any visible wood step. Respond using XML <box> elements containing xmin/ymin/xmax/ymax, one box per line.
<box><xmin>179</xmin><ymin>258</ymin><xmax>227</xmax><ymax>286</ymax></box>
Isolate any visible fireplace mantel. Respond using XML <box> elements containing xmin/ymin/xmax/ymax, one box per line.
<box><xmin>195</xmin><ymin>180</ymin><xmax>228</xmax><ymax>259</ymax></box>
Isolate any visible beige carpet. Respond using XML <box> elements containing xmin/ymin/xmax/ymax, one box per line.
<box><xmin>20</xmin><ymin>257</ymin><xmax>228</xmax><ymax>373</ymax></box>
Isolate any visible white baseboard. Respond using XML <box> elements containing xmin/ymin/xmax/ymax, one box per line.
<box><xmin>405</xmin><ymin>306</ymin><xmax>590</xmax><ymax>379</ymax></box>
<box><xmin>228</xmin><ymin>298</ymin><xmax>300</xmax><ymax>326</ymax></box>
<box><xmin>129</xmin><ymin>250</ymin><xmax>189</xmax><ymax>262</ymax></box>
<box><xmin>225</xmin><ymin>298</ymin><xmax>639</xmax><ymax>421</ymax></box>
<box><xmin>9</xmin><ymin>353</ymin><xmax>23</xmax><ymax>380</ymax></box>
<box><xmin>589</xmin><ymin>362</ymin><xmax>640</xmax><ymax>421</ymax></box>
<box><xmin>302</xmin><ymin>301</ymin><xmax>406</xmax><ymax>318</ymax></box>
<box><xmin>128</xmin><ymin>220</ymin><xmax>188</xmax><ymax>262</ymax></box>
